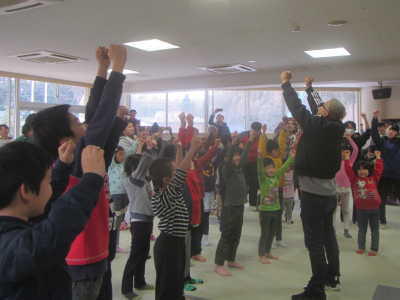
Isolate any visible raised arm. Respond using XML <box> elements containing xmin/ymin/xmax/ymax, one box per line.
<box><xmin>195</xmin><ymin>144</ymin><xmax>218</xmax><ymax>170</ymax></box>
<box><xmin>371</xmin><ymin>111</ymin><xmax>384</xmax><ymax>149</ymax></box>
<box><xmin>305</xmin><ymin>77</ymin><xmax>320</xmax><ymax>115</ymax></box>
<box><xmin>280</xmin><ymin>72</ymin><xmax>314</xmax><ymax>130</ymax></box>
<box><xmin>344</xmin><ymin>153</ymin><xmax>357</xmax><ymax>184</ymax></box>
<box><xmin>373</xmin><ymin>151</ymin><xmax>384</xmax><ymax>182</ymax></box>
<box><xmin>278</xmin><ymin>128</ymin><xmax>288</xmax><ymax>158</ymax></box>
<box><xmin>347</xmin><ymin>136</ymin><xmax>359</xmax><ymax>165</ymax></box>
<box><xmin>275</xmin><ymin>155</ymin><xmax>294</xmax><ymax>179</ymax></box>
<box><xmin>258</xmin><ymin>126</ymin><xmax>268</xmax><ymax>158</ymax></box>
<box><xmin>257</xmin><ymin>156</ymin><xmax>266</xmax><ymax>185</ymax></box>
<box><xmin>85</xmin><ymin>45</ymin><xmax>127</xmax><ymax>148</ymax></box>
<box><xmin>85</xmin><ymin>47</ymin><xmax>110</xmax><ymax>123</ymax></box>
<box><xmin>240</xmin><ymin>136</ymin><xmax>253</xmax><ymax>168</ymax></box>
<box><xmin>132</xmin><ymin>148</ymin><xmax>158</xmax><ymax>182</ymax></box>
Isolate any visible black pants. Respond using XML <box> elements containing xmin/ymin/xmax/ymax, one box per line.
<box><xmin>244</xmin><ymin>162</ymin><xmax>259</xmax><ymax>207</ymax></box>
<box><xmin>154</xmin><ymin>232</ymin><xmax>186</xmax><ymax>300</ymax></box>
<box><xmin>202</xmin><ymin>211</ymin><xmax>210</xmax><ymax>235</ymax></box>
<box><xmin>357</xmin><ymin>209</ymin><xmax>380</xmax><ymax>252</ymax></box>
<box><xmin>378</xmin><ymin>177</ymin><xmax>400</xmax><ymax>224</ymax></box>
<box><xmin>121</xmin><ymin>221</ymin><xmax>153</xmax><ymax>294</ymax></box>
<box><xmin>97</xmin><ymin>229</ymin><xmax>117</xmax><ymax>300</ymax></box>
<box><xmin>300</xmin><ymin>191</ymin><xmax>340</xmax><ymax>293</ymax></box>
<box><xmin>259</xmin><ymin>210</ymin><xmax>280</xmax><ymax>256</ymax></box>
<box><xmin>215</xmin><ymin>205</ymin><xmax>244</xmax><ymax>265</ymax></box>
<box><xmin>191</xmin><ymin>225</ymin><xmax>203</xmax><ymax>257</ymax></box>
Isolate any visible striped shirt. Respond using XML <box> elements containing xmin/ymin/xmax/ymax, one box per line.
<box><xmin>152</xmin><ymin>168</ymin><xmax>189</xmax><ymax>237</ymax></box>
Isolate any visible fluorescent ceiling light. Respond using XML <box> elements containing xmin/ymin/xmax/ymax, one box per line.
<box><xmin>108</xmin><ymin>69</ymin><xmax>138</xmax><ymax>75</ymax></box>
<box><xmin>305</xmin><ymin>47</ymin><xmax>351</xmax><ymax>58</ymax></box>
<box><xmin>125</xmin><ymin>39</ymin><xmax>180</xmax><ymax>52</ymax></box>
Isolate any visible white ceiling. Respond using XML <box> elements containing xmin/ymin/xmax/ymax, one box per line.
<box><xmin>1</xmin><ymin>0</ymin><xmax>400</xmax><ymax>89</ymax></box>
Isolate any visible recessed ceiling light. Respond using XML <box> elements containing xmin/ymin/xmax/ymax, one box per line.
<box><xmin>124</xmin><ymin>39</ymin><xmax>180</xmax><ymax>52</ymax></box>
<box><xmin>248</xmin><ymin>60</ymin><xmax>256</xmax><ymax>63</ymax></box>
<box><xmin>305</xmin><ymin>47</ymin><xmax>351</xmax><ymax>58</ymax></box>
<box><xmin>108</xmin><ymin>69</ymin><xmax>139</xmax><ymax>75</ymax></box>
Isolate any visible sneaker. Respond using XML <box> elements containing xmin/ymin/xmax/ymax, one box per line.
<box><xmin>368</xmin><ymin>251</ymin><xmax>378</xmax><ymax>256</ymax></box>
<box><xmin>276</xmin><ymin>240</ymin><xmax>288</xmax><ymax>248</ymax></box>
<box><xmin>186</xmin><ymin>277</ymin><xmax>204</xmax><ymax>285</ymax></box>
<box><xmin>117</xmin><ymin>247</ymin><xmax>129</xmax><ymax>254</ymax></box>
<box><xmin>292</xmin><ymin>290</ymin><xmax>326</xmax><ymax>300</ymax></box>
<box><xmin>344</xmin><ymin>230</ymin><xmax>352</xmax><ymax>239</ymax></box>
<box><xmin>123</xmin><ymin>291</ymin><xmax>141</xmax><ymax>299</ymax></box>
<box><xmin>356</xmin><ymin>249</ymin><xmax>365</xmax><ymax>255</ymax></box>
<box><xmin>326</xmin><ymin>276</ymin><xmax>341</xmax><ymax>291</ymax></box>
<box><xmin>184</xmin><ymin>283</ymin><xmax>197</xmax><ymax>292</ymax></box>
<box><xmin>120</xmin><ymin>221</ymin><xmax>129</xmax><ymax>231</ymax></box>
<box><xmin>150</xmin><ymin>234</ymin><xmax>156</xmax><ymax>241</ymax></box>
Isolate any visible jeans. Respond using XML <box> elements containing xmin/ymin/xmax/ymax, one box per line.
<box><xmin>300</xmin><ymin>191</ymin><xmax>340</xmax><ymax>293</ymax></box>
<box><xmin>357</xmin><ymin>209</ymin><xmax>380</xmax><ymax>252</ymax></box>
<box><xmin>258</xmin><ymin>210</ymin><xmax>281</xmax><ymax>256</ymax></box>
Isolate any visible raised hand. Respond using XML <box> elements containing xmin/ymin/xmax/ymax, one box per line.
<box><xmin>305</xmin><ymin>76</ymin><xmax>314</xmax><ymax>88</ymax></box>
<box><xmin>96</xmin><ymin>46</ymin><xmax>110</xmax><ymax>68</ymax></box>
<box><xmin>117</xmin><ymin>105</ymin><xmax>129</xmax><ymax>120</ymax></box>
<box><xmin>81</xmin><ymin>145</ymin><xmax>106</xmax><ymax>177</ymax></box>
<box><xmin>58</xmin><ymin>139</ymin><xmax>76</xmax><ymax>164</ymax></box>
<box><xmin>280</xmin><ymin>71</ymin><xmax>292</xmax><ymax>84</ymax></box>
<box><xmin>343</xmin><ymin>150</ymin><xmax>351</xmax><ymax>160</ymax></box>
<box><xmin>108</xmin><ymin>44</ymin><xmax>127</xmax><ymax>74</ymax></box>
<box><xmin>374</xmin><ymin>150</ymin><xmax>382</xmax><ymax>159</ymax></box>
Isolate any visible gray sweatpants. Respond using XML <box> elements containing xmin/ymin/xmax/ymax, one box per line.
<box><xmin>214</xmin><ymin>205</ymin><xmax>244</xmax><ymax>266</ymax></box>
<box><xmin>258</xmin><ymin>210</ymin><xmax>281</xmax><ymax>256</ymax></box>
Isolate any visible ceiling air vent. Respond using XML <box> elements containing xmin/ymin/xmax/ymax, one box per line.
<box><xmin>200</xmin><ymin>64</ymin><xmax>256</xmax><ymax>74</ymax></box>
<box><xmin>12</xmin><ymin>50</ymin><xmax>84</xmax><ymax>64</ymax></box>
<box><xmin>0</xmin><ymin>0</ymin><xmax>63</xmax><ymax>15</ymax></box>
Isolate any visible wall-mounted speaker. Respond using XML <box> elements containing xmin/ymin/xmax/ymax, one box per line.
<box><xmin>372</xmin><ymin>87</ymin><xmax>392</xmax><ymax>100</ymax></box>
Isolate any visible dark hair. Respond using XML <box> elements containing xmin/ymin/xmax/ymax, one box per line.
<box><xmin>368</xmin><ymin>145</ymin><xmax>377</xmax><ymax>153</ymax></box>
<box><xmin>115</xmin><ymin>146</ymin><xmax>124</xmax><ymax>153</ymax></box>
<box><xmin>162</xmin><ymin>144</ymin><xmax>177</xmax><ymax>160</ymax></box>
<box><xmin>263</xmin><ymin>157</ymin><xmax>275</xmax><ymax>168</ymax></box>
<box><xmin>344</xmin><ymin>121</ymin><xmax>356</xmax><ymax>130</ymax></box>
<box><xmin>124</xmin><ymin>154</ymin><xmax>142</xmax><ymax>176</ymax></box>
<box><xmin>377</xmin><ymin>122</ymin><xmax>386</xmax><ymax>128</ymax></box>
<box><xmin>150</xmin><ymin>158</ymin><xmax>174</xmax><ymax>189</ymax></box>
<box><xmin>130</xmin><ymin>109</ymin><xmax>137</xmax><ymax>113</ymax></box>
<box><xmin>0</xmin><ymin>124</ymin><xmax>9</xmax><ymax>130</ymax></box>
<box><xmin>22</xmin><ymin>113</ymin><xmax>37</xmax><ymax>136</ymax></box>
<box><xmin>341</xmin><ymin>138</ymin><xmax>353</xmax><ymax>152</ymax></box>
<box><xmin>390</xmin><ymin>124</ymin><xmax>399</xmax><ymax>133</ymax></box>
<box><xmin>266</xmin><ymin>139</ymin><xmax>279</xmax><ymax>153</ymax></box>
<box><xmin>354</xmin><ymin>160</ymin><xmax>374</xmax><ymax>176</ymax></box>
<box><xmin>0</xmin><ymin>141</ymin><xmax>52</xmax><ymax>209</ymax></box>
<box><xmin>251</xmin><ymin>122</ymin><xmax>262</xmax><ymax>131</ymax></box>
<box><xmin>32</xmin><ymin>105</ymin><xmax>73</xmax><ymax>159</ymax></box>
<box><xmin>150</xmin><ymin>122</ymin><xmax>160</xmax><ymax>135</ymax></box>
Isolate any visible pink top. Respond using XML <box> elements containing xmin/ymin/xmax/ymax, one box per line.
<box><xmin>335</xmin><ymin>137</ymin><xmax>359</xmax><ymax>188</ymax></box>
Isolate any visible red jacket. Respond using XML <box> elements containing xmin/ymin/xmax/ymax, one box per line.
<box><xmin>65</xmin><ymin>175</ymin><xmax>109</xmax><ymax>265</ymax></box>
<box><xmin>178</xmin><ymin>126</ymin><xmax>198</xmax><ymax>150</ymax></box>
<box><xmin>241</xmin><ymin>135</ymin><xmax>259</xmax><ymax>163</ymax></box>
<box><xmin>345</xmin><ymin>159</ymin><xmax>384</xmax><ymax>210</ymax></box>
<box><xmin>186</xmin><ymin>145</ymin><xmax>218</xmax><ymax>225</ymax></box>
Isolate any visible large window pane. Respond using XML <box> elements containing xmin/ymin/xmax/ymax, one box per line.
<box><xmin>19</xmin><ymin>80</ymin><xmax>33</xmax><ymax>102</ymax></box>
<box><xmin>58</xmin><ymin>85</ymin><xmax>86</xmax><ymax>105</ymax></box>
<box><xmin>130</xmin><ymin>93</ymin><xmax>166</xmax><ymax>128</ymax></box>
<box><xmin>34</xmin><ymin>81</ymin><xmax>45</xmax><ymax>103</ymax></box>
<box><xmin>248</xmin><ymin>91</ymin><xmax>284</xmax><ymax>133</ymax></box>
<box><xmin>212</xmin><ymin>90</ymin><xmax>246</xmax><ymax>133</ymax></box>
<box><xmin>168</xmin><ymin>91</ymin><xmax>205</xmax><ymax>133</ymax></box>
<box><xmin>0</xmin><ymin>77</ymin><xmax>10</xmax><ymax>125</ymax></box>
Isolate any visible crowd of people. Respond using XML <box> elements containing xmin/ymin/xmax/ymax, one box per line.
<box><xmin>0</xmin><ymin>45</ymin><xmax>399</xmax><ymax>300</ymax></box>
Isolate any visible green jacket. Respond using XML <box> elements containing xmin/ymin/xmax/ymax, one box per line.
<box><xmin>257</xmin><ymin>156</ymin><xmax>294</xmax><ymax>212</ymax></box>
<box><xmin>222</xmin><ymin>142</ymin><xmax>252</xmax><ymax>207</ymax></box>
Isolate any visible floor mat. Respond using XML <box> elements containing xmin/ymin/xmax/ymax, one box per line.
<box><xmin>373</xmin><ymin>285</ymin><xmax>400</xmax><ymax>300</ymax></box>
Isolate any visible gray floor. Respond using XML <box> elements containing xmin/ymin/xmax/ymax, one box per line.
<box><xmin>112</xmin><ymin>203</ymin><xmax>400</xmax><ymax>300</ymax></box>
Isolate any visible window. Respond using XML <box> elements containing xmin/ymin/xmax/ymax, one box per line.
<box><xmin>211</xmin><ymin>90</ymin><xmax>246</xmax><ymax>133</ymax></box>
<box><xmin>248</xmin><ymin>91</ymin><xmax>284</xmax><ymax>133</ymax></box>
<box><xmin>58</xmin><ymin>84</ymin><xmax>86</xmax><ymax>105</ymax></box>
<box><xmin>19</xmin><ymin>80</ymin><xmax>33</xmax><ymax>102</ymax></box>
<box><xmin>130</xmin><ymin>93</ymin><xmax>166</xmax><ymax>127</ymax></box>
<box><xmin>0</xmin><ymin>77</ymin><xmax>11</xmax><ymax>125</ymax></box>
<box><xmin>33</xmin><ymin>81</ymin><xmax>45</xmax><ymax>103</ymax></box>
<box><xmin>168</xmin><ymin>91</ymin><xmax>205</xmax><ymax>132</ymax></box>
<box><xmin>46</xmin><ymin>83</ymin><xmax>58</xmax><ymax>104</ymax></box>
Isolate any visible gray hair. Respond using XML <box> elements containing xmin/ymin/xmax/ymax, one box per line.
<box><xmin>326</xmin><ymin>98</ymin><xmax>346</xmax><ymax>121</ymax></box>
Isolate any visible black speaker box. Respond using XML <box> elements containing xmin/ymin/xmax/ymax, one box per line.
<box><xmin>373</xmin><ymin>87</ymin><xmax>392</xmax><ymax>99</ymax></box>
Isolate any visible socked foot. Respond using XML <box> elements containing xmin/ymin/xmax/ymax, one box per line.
<box><xmin>215</xmin><ymin>265</ymin><xmax>232</xmax><ymax>276</ymax></box>
<box><xmin>227</xmin><ymin>261</ymin><xmax>245</xmax><ymax>269</ymax></box>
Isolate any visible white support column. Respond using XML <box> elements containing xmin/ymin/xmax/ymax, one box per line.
<box><xmin>165</xmin><ymin>92</ymin><xmax>169</xmax><ymax>128</ymax></box>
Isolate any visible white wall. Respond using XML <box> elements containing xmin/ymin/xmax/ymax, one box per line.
<box><xmin>361</xmin><ymin>86</ymin><xmax>400</xmax><ymax>120</ymax></box>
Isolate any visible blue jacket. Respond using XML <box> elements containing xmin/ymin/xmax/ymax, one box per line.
<box><xmin>0</xmin><ymin>164</ymin><xmax>103</xmax><ymax>300</ymax></box>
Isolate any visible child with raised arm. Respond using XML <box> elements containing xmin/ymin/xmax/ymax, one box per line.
<box><xmin>344</xmin><ymin>151</ymin><xmax>384</xmax><ymax>256</ymax></box>
<box><xmin>257</xmin><ymin>148</ymin><xmax>295</xmax><ymax>264</ymax></box>
<box><xmin>214</xmin><ymin>132</ymin><xmax>255</xmax><ymax>277</ymax></box>
<box><xmin>150</xmin><ymin>136</ymin><xmax>203</xmax><ymax>300</ymax></box>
